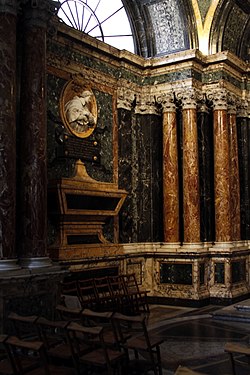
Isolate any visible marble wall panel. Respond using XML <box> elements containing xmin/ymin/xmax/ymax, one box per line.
<box><xmin>118</xmin><ymin>110</ymin><xmax>163</xmax><ymax>243</ymax></box>
<box><xmin>197</xmin><ymin>109</ymin><xmax>215</xmax><ymax>242</ymax></box>
<box><xmin>237</xmin><ymin>117</ymin><xmax>250</xmax><ymax>240</ymax></box>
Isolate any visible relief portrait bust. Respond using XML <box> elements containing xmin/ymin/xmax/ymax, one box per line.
<box><xmin>60</xmin><ymin>79</ymin><xmax>97</xmax><ymax>138</ymax></box>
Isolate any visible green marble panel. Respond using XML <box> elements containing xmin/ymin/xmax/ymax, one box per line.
<box><xmin>215</xmin><ymin>262</ymin><xmax>225</xmax><ymax>284</ymax></box>
<box><xmin>160</xmin><ymin>263</ymin><xmax>193</xmax><ymax>285</ymax></box>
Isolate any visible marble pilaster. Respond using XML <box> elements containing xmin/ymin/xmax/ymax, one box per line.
<box><xmin>181</xmin><ymin>90</ymin><xmax>200</xmax><ymax>244</ymax></box>
<box><xmin>227</xmin><ymin>97</ymin><xmax>241</xmax><ymax>241</ymax></box>
<box><xmin>161</xmin><ymin>93</ymin><xmax>179</xmax><ymax>243</ymax></box>
<box><xmin>0</xmin><ymin>0</ymin><xmax>19</xmax><ymax>270</ymax></box>
<box><xmin>18</xmin><ymin>0</ymin><xmax>58</xmax><ymax>267</ymax></box>
<box><xmin>212</xmin><ymin>90</ymin><xmax>231</xmax><ymax>242</ymax></box>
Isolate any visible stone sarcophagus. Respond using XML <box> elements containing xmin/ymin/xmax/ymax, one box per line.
<box><xmin>48</xmin><ymin>160</ymin><xmax>127</xmax><ymax>260</ymax></box>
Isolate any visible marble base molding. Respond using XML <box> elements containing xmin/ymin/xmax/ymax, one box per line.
<box><xmin>0</xmin><ymin>259</ymin><xmax>20</xmax><ymax>271</ymax></box>
<box><xmin>18</xmin><ymin>257</ymin><xmax>52</xmax><ymax>269</ymax></box>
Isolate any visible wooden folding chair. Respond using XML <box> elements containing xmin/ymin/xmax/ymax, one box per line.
<box><xmin>112</xmin><ymin>312</ymin><xmax>163</xmax><ymax>375</ymax></box>
<box><xmin>5</xmin><ymin>335</ymin><xmax>75</xmax><ymax>375</ymax></box>
<box><xmin>67</xmin><ymin>321</ymin><xmax>125</xmax><ymax>375</ymax></box>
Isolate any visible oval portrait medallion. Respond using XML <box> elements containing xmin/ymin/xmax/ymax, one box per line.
<box><xmin>60</xmin><ymin>79</ymin><xmax>97</xmax><ymax>138</ymax></box>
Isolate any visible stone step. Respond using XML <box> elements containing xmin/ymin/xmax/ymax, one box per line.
<box><xmin>212</xmin><ymin>299</ymin><xmax>250</xmax><ymax>323</ymax></box>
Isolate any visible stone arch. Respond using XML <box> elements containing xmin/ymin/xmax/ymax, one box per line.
<box><xmin>123</xmin><ymin>0</ymin><xmax>198</xmax><ymax>58</ymax></box>
<box><xmin>209</xmin><ymin>0</ymin><xmax>250</xmax><ymax>61</ymax></box>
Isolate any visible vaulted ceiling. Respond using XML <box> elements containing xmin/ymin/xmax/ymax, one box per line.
<box><xmin>123</xmin><ymin>0</ymin><xmax>250</xmax><ymax>61</ymax></box>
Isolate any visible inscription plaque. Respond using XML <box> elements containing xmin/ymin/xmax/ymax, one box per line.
<box><xmin>57</xmin><ymin>133</ymin><xmax>100</xmax><ymax>163</ymax></box>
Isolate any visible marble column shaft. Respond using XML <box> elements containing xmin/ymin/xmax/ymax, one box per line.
<box><xmin>162</xmin><ymin>95</ymin><xmax>179</xmax><ymax>242</ymax></box>
<box><xmin>0</xmin><ymin>1</ymin><xmax>17</xmax><ymax>259</ymax></box>
<box><xmin>213</xmin><ymin>94</ymin><xmax>231</xmax><ymax>242</ymax></box>
<box><xmin>228</xmin><ymin>106</ymin><xmax>241</xmax><ymax>241</ymax></box>
<box><xmin>182</xmin><ymin>95</ymin><xmax>200</xmax><ymax>243</ymax></box>
<box><xmin>19</xmin><ymin>2</ymin><xmax>52</xmax><ymax>259</ymax></box>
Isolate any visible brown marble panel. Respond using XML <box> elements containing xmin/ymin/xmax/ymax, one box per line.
<box><xmin>163</xmin><ymin>111</ymin><xmax>179</xmax><ymax>242</ymax></box>
<box><xmin>0</xmin><ymin>13</ymin><xmax>17</xmax><ymax>258</ymax></box>
<box><xmin>19</xmin><ymin>26</ymin><xmax>47</xmax><ymax>258</ymax></box>
<box><xmin>182</xmin><ymin>109</ymin><xmax>200</xmax><ymax>243</ymax></box>
<box><xmin>228</xmin><ymin>112</ymin><xmax>241</xmax><ymax>241</ymax></box>
<box><xmin>213</xmin><ymin>109</ymin><xmax>231</xmax><ymax>242</ymax></box>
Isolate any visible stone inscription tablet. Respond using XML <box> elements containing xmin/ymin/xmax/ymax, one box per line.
<box><xmin>60</xmin><ymin>134</ymin><xmax>100</xmax><ymax>163</ymax></box>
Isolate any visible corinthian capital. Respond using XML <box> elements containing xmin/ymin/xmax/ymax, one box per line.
<box><xmin>176</xmin><ymin>89</ymin><xmax>199</xmax><ymax>110</ymax></box>
<box><xmin>237</xmin><ymin>99</ymin><xmax>249</xmax><ymax>118</ymax></box>
<box><xmin>207</xmin><ymin>89</ymin><xmax>228</xmax><ymax>110</ymax></box>
<box><xmin>134</xmin><ymin>93</ymin><xmax>159</xmax><ymax>115</ymax></box>
<box><xmin>156</xmin><ymin>92</ymin><xmax>176</xmax><ymax>113</ymax></box>
<box><xmin>117</xmin><ymin>87</ymin><xmax>136</xmax><ymax>111</ymax></box>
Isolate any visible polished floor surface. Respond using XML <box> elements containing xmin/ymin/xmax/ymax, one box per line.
<box><xmin>146</xmin><ymin>303</ymin><xmax>250</xmax><ymax>375</ymax></box>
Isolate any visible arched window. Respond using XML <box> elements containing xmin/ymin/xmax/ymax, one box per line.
<box><xmin>57</xmin><ymin>0</ymin><xmax>135</xmax><ymax>53</ymax></box>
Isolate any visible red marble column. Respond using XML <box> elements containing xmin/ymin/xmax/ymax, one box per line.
<box><xmin>18</xmin><ymin>1</ymin><xmax>58</xmax><ymax>268</ymax></box>
<box><xmin>162</xmin><ymin>93</ymin><xmax>179</xmax><ymax>243</ymax></box>
<box><xmin>181</xmin><ymin>91</ymin><xmax>200</xmax><ymax>243</ymax></box>
<box><xmin>0</xmin><ymin>1</ymin><xmax>19</xmax><ymax>270</ymax></box>
<box><xmin>213</xmin><ymin>90</ymin><xmax>231</xmax><ymax>242</ymax></box>
<box><xmin>228</xmin><ymin>99</ymin><xmax>241</xmax><ymax>241</ymax></box>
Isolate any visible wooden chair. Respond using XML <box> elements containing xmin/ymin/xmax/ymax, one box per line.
<box><xmin>224</xmin><ymin>341</ymin><xmax>250</xmax><ymax>375</ymax></box>
<box><xmin>56</xmin><ymin>304</ymin><xmax>83</xmax><ymax>322</ymax></box>
<box><xmin>0</xmin><ymin>335</ymin><xmax>13</xmax><ymax>374</ymax></box>
<box><xmin>67</xmin><ymin>321</ymin><xmax>125</xmax><ymax>375</ymax></box>
<box><xmin>5</xmin><ymin>335</ymin><xmax>75</xmax><ymax>375</ymax></box>
<box><xmin>112</xmin><ymin>312</ymin><xmax>163</xmax><ymax>375</ymax></box>
<box><xmin>77</xmin><ymin>278</ymin><xmax>97</xmax><ymax>310</ymax></box>
<box><xmin>60</xmin><ymin>280</ymin><xmax>82</xmax><ymax>311</ymax></box>
<box><xmin>107</xmin><ymin>275</ymin><xmax>130</xmax><ymax>313</ymax></box>
<box><xmin>35</xmin><ymin>317</ymin><xmax>73</xmax><ymax>367</ymax></box>
<box><xmin>93</xmin><ymin>277</ymin><xmax>113</xmax><ymax>312</ymax></box>
<box><xmin>82</xmin><ymin>308</ymin><xmax>117</xmax><ymax>348</ymax></box>
<box><xmin>122</xmin><ymin>274</ymin><xmax>150</xmax><ymax>314</ymax></box>
<box><xmin>8</xmin><ymin>312</ymin><xmax>39</xmax><ymax>340</ymax></box>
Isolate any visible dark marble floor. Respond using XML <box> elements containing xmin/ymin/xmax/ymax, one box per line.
<box><xmin>146</xmin><ymin>303</ymin><xmax>250</xmax><ymax>375</ymax></box>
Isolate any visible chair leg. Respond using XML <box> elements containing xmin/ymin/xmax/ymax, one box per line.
<box><xmin>229</xmin><ymin>353</ymin><xmax>236</xmax><ymax>375</ymax></box>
